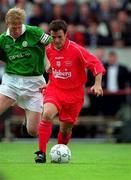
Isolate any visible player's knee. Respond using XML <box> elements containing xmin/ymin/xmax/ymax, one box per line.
<box><xmin>43</xmin><ymin>110</ymin><xmax>54</xmax><ymax>121</ymax></box>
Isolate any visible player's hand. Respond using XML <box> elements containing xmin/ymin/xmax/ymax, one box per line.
<box><xmin>90</xmin><ymin>85</ymin><xmax>103</xmax><ymax>97</ymax></box>
<box><xmin>39</xmin><ymin>84</ymin><xmax>47</xmax><ymax>93</ymax></box>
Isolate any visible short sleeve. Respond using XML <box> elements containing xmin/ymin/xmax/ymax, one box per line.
<box><xmin>30</xmin><ymin>26</ymin><xmax>52</xmax><ymax>46</ymax></box>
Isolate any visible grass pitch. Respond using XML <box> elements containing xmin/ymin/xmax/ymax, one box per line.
<box><xmin>0</xmin><ymin>140</ymin><xmax>131</xmax><ymax>180</ymax></box>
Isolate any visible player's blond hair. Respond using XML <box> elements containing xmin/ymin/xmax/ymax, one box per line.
<box><xmin>5</xmin><ymin>7</ymin><xmax>26</xmax><ymax>25</ymax></box>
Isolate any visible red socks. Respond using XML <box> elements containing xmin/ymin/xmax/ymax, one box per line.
<box><xmin>57</xmin><ymin>131</ymin><xmax>72</xmax><ymax>145</ymax></box>
<box><xmin>38</xmin><ymin>120</ymin><xmax>52</xmax><ymax>153</ymax></box>
<box><xmin>38</xmin><ymin>120</ymin><xmax>72</xmax><ymax>153</ymax></box>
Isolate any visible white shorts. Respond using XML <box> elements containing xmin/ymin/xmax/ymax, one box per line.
<box><xmin>0</xmin><ymin>73</ymin><xmax>46</xmax><ymax>113</ymax></box>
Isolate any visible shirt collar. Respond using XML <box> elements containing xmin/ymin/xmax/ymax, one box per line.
<box><xmin>6</xmin><ymin>24</ymin><xmax>26</xmax><ymax>37</ymax></box>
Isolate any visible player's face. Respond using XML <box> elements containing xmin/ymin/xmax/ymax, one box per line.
<box><xmin>51</xmin><ymin>30</ymin><xmax>66</xmax><ymax>50</ymax></box>
<box><xmin>7</xmin><ymin>23</ymin><xmax>22</xmax><ymax>39</ymax></box>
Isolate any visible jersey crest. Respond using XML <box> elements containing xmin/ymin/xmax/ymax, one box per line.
<box><xmin>22</xmin><ymin>41</ymin><xmax>28</xmax><ymax>47</ymax></box>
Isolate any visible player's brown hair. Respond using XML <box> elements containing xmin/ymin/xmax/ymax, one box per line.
<box><xmin>49</xmin><ymin>20</ymin><xmax>67</xmax><ymax>34</ymax></box>
<box><xmin>5</xmin><ymin>7</ymin><xmax>26</xmax><ymax>25</ymax></box>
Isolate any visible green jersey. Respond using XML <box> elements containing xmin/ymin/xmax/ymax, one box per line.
<box><xmin>0</xmin><ymin>25</ymin><xmax>52</xmax><ymax>76</ymax></box>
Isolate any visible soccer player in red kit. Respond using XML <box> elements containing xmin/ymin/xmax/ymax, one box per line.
<box><xmin>35</xmin><ymin>20</ymin><xmax>106</xmax><ymax>163</ymax></box>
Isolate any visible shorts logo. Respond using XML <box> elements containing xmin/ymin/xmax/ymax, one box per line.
<box><xmin>22</xmin><ymin>41</ymin><xmax>28</xmax><ymax>47</ymax></box>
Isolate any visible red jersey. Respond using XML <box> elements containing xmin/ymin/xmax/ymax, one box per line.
<box><xmin>46</xmin><ymin>38</ymin><xmax>105</xmax><ymax>90</ymax></box>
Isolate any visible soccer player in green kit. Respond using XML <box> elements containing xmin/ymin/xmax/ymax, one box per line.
<box><xmin>0</xmin><ymin>7</ymin><xmax>52</xmax><ymax>137</ymax></box>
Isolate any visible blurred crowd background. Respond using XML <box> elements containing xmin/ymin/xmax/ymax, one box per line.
<box><xmin>1</xmin><ymin>0</ymin><xmax>131</xmax><ymax>47</ymax></box>
<box><xmin>0</xmin><ymin>0</ymin><xmax>131</xmax><ymax>141</ymax></box>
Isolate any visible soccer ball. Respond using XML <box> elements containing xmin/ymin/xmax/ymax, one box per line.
<box><xmin>49</xmin><ymin>144</ymin><xmax>71</xmax><ymax>163</ymax></box>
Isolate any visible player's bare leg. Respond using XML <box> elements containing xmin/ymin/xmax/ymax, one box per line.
<box><xmin>25</xmin><ymin>110</ymin><xmax>41</xmax><ymax>137</ymax></box>
<box><xmin>58</xmin><ymin>121</ymin><xmax>73</xmax><ymax>144</ymax></box>
<box><xmin>0</xmin><ymin>94</ymin><xmax>15</xmax><ymax>114</ymax></box>
<box><xmin>35</xmin><ymin>102</ymin><xmax>58</xmax><ymax>163</ymax></box>
<box><xmin>0</xmin><ymin>95</ymin><xmax>15</xmax><ymax>140</ymax></box>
